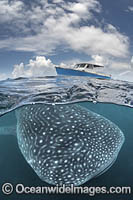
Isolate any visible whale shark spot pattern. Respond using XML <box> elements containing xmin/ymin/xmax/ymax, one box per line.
<box><xmin>15</xmin><ymin>104</ymin><xmax>125</xmax><ymax>186</ymax></box>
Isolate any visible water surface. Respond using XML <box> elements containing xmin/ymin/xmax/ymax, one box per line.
<box><xmin>0</xmin><ymin>76</ymin><xmax>132</xmax><ymax>200</ymax></box>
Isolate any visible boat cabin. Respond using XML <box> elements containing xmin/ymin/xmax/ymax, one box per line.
<box><xmin>74</xmin><ymin>63</ymin><xmax>104</xmax><ymax>70</ymax></box>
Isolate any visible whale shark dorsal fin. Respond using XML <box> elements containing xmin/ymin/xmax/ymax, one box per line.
<box><xmin>0</xmin><ymin>126</ymin><xmax>16</xmax><ymax>136</ymax></box>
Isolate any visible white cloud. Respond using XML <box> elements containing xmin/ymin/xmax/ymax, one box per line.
<box><xmin>12</xmin><ymin>56</ymin><xmax>57</xmax><ymax>78</ymax></box>
<box><xmin>89</xmin><ymin>54</ymin><xmax>133</xmax><ymax>82</ymax></box>
<box><xmin>0</xmin><ymin>0</ymin><xmax>129</xmax><ymax>60</ymax></box>
<box><xmin>101</xmin><ymin>59</ymin><xmax>133</xmax><ymax>81</ymax></box>
<box><xmin>0</xmin><ymin>0</ymin><xmax>23</xmax><ymax>22</ymax></box>
<box><xmin>127</xmin><ymin>6</ymin><xmax>133</xmax><ymax>12</ymax></box>
<box><xmin>53</xmin><ymin>0</ymin><xmax>63</xmax><ymax>3</ymax></box>
<box><xmin>90</xmin><ymin>55</ymin><xmax>109</xmax><ymax>66</ymax></box>
<box><xmin>113</xmin><ymin>70</ymin><xmax>133</xmax><ymax>82</ymax></box>
<box><xmin>109</xmin><ymin>62</ymin><xmax>130</xmax><ymax>71</ymax></box>
<box><xmin>64</xmin><ymin>0</ymin><xmax>101</xmax><ymax>17</ymax></box>
<box><xmin>0</xmin><ymin>73</ymin><xmax>9</xmax><ymax>80</ymax></box>
<box><xmin>63</xmin><ymin>25</ymin><xmax>129</xmax><ymax>57</ymax></box>
<box><xmin>70</xmin><ymin>3</ymin><xmax>88</xmax><ymax>14</ymax></box>
<box><xmin>12</xmin><ymin>62</ymin><xmax>25</xmax><ymax>78</ymax></box>
<box><xmin>131</xmin><ymin>56</ymin><xmax>133</xmax><ymax>69</ymax></box>
<box><xmin>10</xmin><ymin>55</ymin><xmax>133</xmax><ymax>82</ymax></box>
<box><xmin>90</xmin><ymin>54</ymin><xmax>131</xmax><ymax>71</ymax></box>
<box><xmin>112</xmin><ymin>56</ymin><xmax>133</xmax><ymax>82</ymax></box>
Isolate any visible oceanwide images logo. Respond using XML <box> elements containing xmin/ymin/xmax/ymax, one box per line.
<box><xmin>1</xmin><ymin>183</ymin><xmax>132</xmax><ymax>196</ymax></box>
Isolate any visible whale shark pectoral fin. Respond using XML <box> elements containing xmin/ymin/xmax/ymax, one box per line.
<box><xmin>0</xmin><ymin>126</ymin><xmax>16</xmax><ymax>136</ymax></box>
<box><xmin>94</xmin><ymin>156</ymin><xmax>117</xmax><ymax>178</ymax></box>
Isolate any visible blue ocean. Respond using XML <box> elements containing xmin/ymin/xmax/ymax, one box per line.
<box><xmin>0</xmin><ymin>76</ymin><xmax>132</xmax><ymax>200</ymax></box>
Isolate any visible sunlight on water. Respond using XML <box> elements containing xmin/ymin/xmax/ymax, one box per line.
<box><xmin>0</xmin><ymin>76</ymin><xmax>133</xmax><ymax>117</ymax></box>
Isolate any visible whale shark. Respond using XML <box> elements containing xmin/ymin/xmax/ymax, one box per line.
<box><xmin>10</xmin><ymin>103</ymin><xmax>125</xmax><ymax>186</ymax></box>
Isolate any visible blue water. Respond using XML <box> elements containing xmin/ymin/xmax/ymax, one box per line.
<box><xmin>0</xmin><ymin>76</ymin><xmax>133</xmax><ymax>200</ymax></box>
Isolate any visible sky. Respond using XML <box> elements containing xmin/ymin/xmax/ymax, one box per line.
<box><xmin>0</xmin><ymin>0</ymin><xmax>133</xmax><ymax>81</ymax></box>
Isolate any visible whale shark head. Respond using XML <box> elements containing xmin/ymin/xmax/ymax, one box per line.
<box><xmin>15</xmin><ymin>103</ymin><xmax>125</xmax><ymax>186</ymax></box>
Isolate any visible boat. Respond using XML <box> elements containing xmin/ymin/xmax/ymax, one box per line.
<box><xmin>55</xmin><ymin>63</ymin><xmax>111</xmax><ymax>79</ymax></box>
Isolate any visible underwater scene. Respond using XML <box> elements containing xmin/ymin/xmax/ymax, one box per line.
<box><xmin>0</xmin><ymin>76</ymin><xmax>133</xmax><ymax>200</ymax></box>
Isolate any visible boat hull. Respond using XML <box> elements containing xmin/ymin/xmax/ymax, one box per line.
<box><xmin>55</xmin><ymin>67</ymin><xmax>111</xmax><ymax>79</ymax></box>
